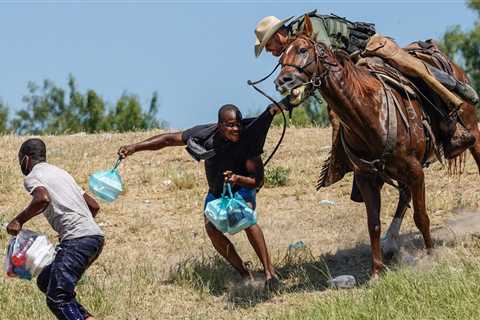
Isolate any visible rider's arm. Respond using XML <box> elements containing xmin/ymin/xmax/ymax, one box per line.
<box><xmin>118</xmin><ymin>132</ymin><xmax>185</xmax><ymax>158</ymax></box>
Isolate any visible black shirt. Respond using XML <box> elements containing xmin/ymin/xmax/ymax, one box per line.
<box><xmin>181</xmin><ymin>108</ymin><xmax>274</xmax><ymax>196</ymax></box>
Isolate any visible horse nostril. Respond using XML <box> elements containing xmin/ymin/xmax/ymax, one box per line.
<box><xmin>282</xmin><ymin>76</ymin><xmax>293</xmax><ymax>84</ymax></box>
<box><xmin>275</xmin><ymin>79</ymin><xmax>285</xmax><ymax>90</ymax></box>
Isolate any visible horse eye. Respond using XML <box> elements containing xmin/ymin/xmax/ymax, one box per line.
<box><xmin>299</xmin><ymin>47</ymin><xmax>308</xmax><ymax>54</ymax></box>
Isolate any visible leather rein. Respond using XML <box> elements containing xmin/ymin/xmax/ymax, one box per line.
<box><xmin>246</xmin><ymin>36</ymin><xmax>330</xmax><ymax>167</ymax></box>
<box><xmin>247</xmin><ymin>65</ymin><xmax>289</xmax><ymax>168</ymax></box>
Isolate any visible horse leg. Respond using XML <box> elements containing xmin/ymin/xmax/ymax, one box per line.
<box><xmin>354</xmin><ymin>172</ymin><xmax>384</xmax><ymax>279</ymax></box>
<box><xmin>382</xmin><ymin>183</ymin><xmax>411</xmax><ymax>259</ymax></box>
<box><xmin>469</xmin><ymin>142</ymin><xmax>480</xmax><ymax>174</ymax></box>
<box><xmin>468</xmin><ymin>134</ymin><xmax>480</xmax><ymax>174</ymax></box>
<box><xmin>467</xmin><ymin>122</ymin><xmax>480</xmax><ymax>173</ymax></box>
<box><xmin>459</xmin><ymin>103</ymin><xmax>480</xmax><ymax>173</ymax></box>
<box><xmin>407</xmin><ymin>161</ymin><xmax>433</xmax><ymax>252</ymax></box>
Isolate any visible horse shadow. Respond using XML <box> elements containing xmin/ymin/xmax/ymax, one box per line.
<box><xmin>164</xmin><ymin>225</ymin><xmax>470</xmax><ymax>309</ymax></box>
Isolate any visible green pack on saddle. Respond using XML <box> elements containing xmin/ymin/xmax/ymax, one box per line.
<box><xmin>287</xmin><ymin>10</ymin><xmax>376</xmax><ymax>53</ymax></box>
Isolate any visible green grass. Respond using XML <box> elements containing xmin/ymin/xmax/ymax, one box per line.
<box><xmin>1</xmin><ymin>129</ymin><xmax>480</xmax><ymax>319</ymax></box>
<box><xmin>265</xmin><ymin>166</ymin><xmax>290</xmax><ymax>187</ymax></box>
<box><xmin>278</xmin><ymin>255</ymin><xmax>480</xmax><ymax>320</ymax></box>
<box><xmin>0</xmin><ymin>270</ymin><xmax>115</xmax><ymax>320</ymax></box>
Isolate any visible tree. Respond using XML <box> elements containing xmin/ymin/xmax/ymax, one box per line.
<box><xmin>107</xmin><ymin>93</ymin><xmax>145</xmax><ymax>132</ymax></box>
<box><xmin>0</xmin><ymin>100</ymin><xmax>9</xmax><ymax>134</ymax></box>
<box><xmin>83</xmin><ymin>90</ymin><xmax>106</xmax><ymax>132</ymax></box>
<box><xmin>145</xmin><ymin>91</ymin><xmax>166</xmax><ymax>129</ymax></box>
<box><xmin>10</xmin><ymin>75</ymin><xmax>166</xmax><ymax>134</ymax></box>
<box><xmin>12</xmin><ymin>80</ymin><xmax>58</xmax><ymax>134</ymax></box>
<box><xmin>441</xmin><ymin>0</ymin><xmax>480</xmax><ymax>102</ymax></box>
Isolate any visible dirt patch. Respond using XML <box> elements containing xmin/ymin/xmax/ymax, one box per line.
<box><xmin>385</xmin><ymin>210</ymin><xmax>480</xmax><ymax>269</ymax></box>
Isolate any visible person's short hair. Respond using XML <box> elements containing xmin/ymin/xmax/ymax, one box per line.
<box><xmin>218</xmin><ymin>104</ymin><xmax>243</xmax><ymax>123</ymax></box>
<box><xmin>19</xmin><ymin>138</ymin><xmax>47</xmax><ymax>163</ymax></box>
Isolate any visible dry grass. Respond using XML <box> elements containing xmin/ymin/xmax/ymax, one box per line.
<box><xmin>0</xmin><ymin>127</ymin><xmax>479</xmax><ymax>319</ymax></box>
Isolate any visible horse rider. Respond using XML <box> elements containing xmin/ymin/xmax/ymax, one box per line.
<box><xmin>254</xmin><ymin>11</ymin><xmax>479</xmax><ymax>159</ymax></box>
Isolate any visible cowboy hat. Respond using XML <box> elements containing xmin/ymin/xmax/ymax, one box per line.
<box><xmin>255</xmin><ymin>15</ymin><xmax>293</xmax><ymax>57</ymax></box>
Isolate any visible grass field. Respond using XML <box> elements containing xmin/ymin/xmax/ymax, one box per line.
<box><xmin>0</xmin><ymin>127</ymin><xmax>479</xmax><ymax>319</ymax></box>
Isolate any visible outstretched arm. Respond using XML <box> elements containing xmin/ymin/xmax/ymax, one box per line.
<box><xmin>224</xmin><ymin>156</ymin><xmax>264</xmax><ymax>189</ymax></box>
<box><xmin>118</xmin><ymin>132</ymin><xmax>185</xmax><ymax>158</ymax></box>
<box><xmin>7</xmin><ymin>187</ymin><xmax>50</xmax><ymax>235</ymax></box>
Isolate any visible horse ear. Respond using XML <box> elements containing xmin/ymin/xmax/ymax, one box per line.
<box><xmin>303</xmin><ymin>15</ymin><xmax>313</xmax><ymax>37</ymax></box>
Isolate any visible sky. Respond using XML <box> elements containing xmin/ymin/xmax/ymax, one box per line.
<box><xmin>0</xmin><ymin>1</ymin><xmax>477</xmax><ymax>129</ymax></box>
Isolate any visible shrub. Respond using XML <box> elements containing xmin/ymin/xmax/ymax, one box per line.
<box><xmin>264</xmin><ymin>166</ymin><xmax>290</xmax><ymax>187</ymax></box>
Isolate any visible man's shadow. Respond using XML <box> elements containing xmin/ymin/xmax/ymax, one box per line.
<box><xmin>164</xmin><ymin>225</ymin><xmax>473</xmax><ymax>309</ymax></box>
<box><xmin>163</xmin><ymin>243</ymin><xmax>373</xmax><ymax>309</ymax></box>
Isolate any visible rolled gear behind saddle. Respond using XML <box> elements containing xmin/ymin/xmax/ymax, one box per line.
<box><xmin>425</xmin><ymin>67</ymin><xmax>479</xmax><ymax>106</ymax></box>
<box><xmin>406</xmin><ymin>40</ymin><xmax>479</xmax><ymax>105</ymax></box>
<box><xmin>362</xmin><ymin>35</ymin><xmax>476</xmax><ymax>158</ymax></box>
<box><xmin>363</xmin><ymin>35</ymin><xmax>464</xmax><ymax>109</ymax></box>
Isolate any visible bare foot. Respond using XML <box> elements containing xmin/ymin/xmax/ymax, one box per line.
<box><xmin>265</xmin><ymin>276</ymin><xmax>281</xmax><ymax>293</ymax></box>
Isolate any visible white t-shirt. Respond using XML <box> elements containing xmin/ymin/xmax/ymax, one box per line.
<box><xmin>24</xmin><ymin>162</ymin><xmax>104</xmax><ymax>241</ymax></box>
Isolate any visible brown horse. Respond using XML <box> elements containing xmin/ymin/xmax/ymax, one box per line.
<box><xmin>275</xmin><ymin>17</ymin><xmax>480</xmax><ymax>278</ymax></box>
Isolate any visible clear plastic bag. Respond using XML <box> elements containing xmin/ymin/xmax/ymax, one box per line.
<box><xmin>328</xmin><ymin>275</ymin><xmax>356</xmax><ymax>289</ymax></box>
<box><xmin>3</xmin><ymin>229</ymin><xmax>56</xmax><ymax>280</ymax></box>
<box><xmin>204</xmin><ymin>184</ymin><xmax>257</xmax><ymax>235</ymax></box>
<box><xmin>89</xmin><ymin>157</ymin><xmax>124</xmax><ymax>202</ymax></box>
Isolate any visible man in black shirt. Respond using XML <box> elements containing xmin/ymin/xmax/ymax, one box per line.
<box><xmin>118</xmin><ymin>104</ymin><xmax>280</xmax><ymax>289</ymax></box>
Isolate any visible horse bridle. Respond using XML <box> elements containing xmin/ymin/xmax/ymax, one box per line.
<box><xmin>244</xmin><ymin>36</ymin><xmax>337</xmax><ymax>167</ymax></box>
<box><xmin>280</xmin><ymin>35</ymin><xmax>337</xmax><ymax>91</ymax></box>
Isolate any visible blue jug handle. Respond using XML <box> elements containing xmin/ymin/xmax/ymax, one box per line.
<box><xmin>222</xmin><ymin>183</ymin><xmax>234</xmax><ymax>199</ymax></box>
<box><xmin>111</xmin><ymin>156</ymin><xmax>122</xmax><ymax>172</ymax></box>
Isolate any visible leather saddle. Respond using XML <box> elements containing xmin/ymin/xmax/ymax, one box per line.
<box><xmin>317</xmin><ymin>40</ymin><xmax>454</xmax><ymax>201</ymax></box>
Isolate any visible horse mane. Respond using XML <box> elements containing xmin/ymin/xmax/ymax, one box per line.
<box><xmin>334</xmin><ymin>50</ymin><xmax>379</xmax><ymax>98</ymax></box>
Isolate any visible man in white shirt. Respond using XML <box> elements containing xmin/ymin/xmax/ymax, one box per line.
<box><xmin>7</xmin><ymin>138</ymin><xmax>104</xmax><ymax>320</ymax></box>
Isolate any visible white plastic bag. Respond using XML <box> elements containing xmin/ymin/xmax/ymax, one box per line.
<box><xmin>26</xmin><ymin>235</ymin><xmax>56</xmax><ymax>277</ymax></box>
<box><xmin>3</xmin><ymin>229</ymin><xmax>56</xmax><ymax>280</ymax></box>
<box><xmin>328</xmin><ymin>275</ymin><xmax>356</xmax><ymax>289</ymax></box>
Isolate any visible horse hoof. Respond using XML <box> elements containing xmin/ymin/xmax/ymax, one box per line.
<box><xmin>381</xmin><ymin>239</ymin><xmax>399</xmax><ymax>260</ymax></box>
<box><xmin>368</xmin><ymin>273</ymin><xmax>381</xmax><ymax>285</ymax></box>
<box><xmin>383</xmin><ymin>250</ymin><xmax>395</xmax><ymax>261</ymax></box>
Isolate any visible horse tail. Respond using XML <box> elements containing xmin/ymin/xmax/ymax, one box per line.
<box><xmin>447</xmin><ymin>151</ymin><xmax>467</xmax><ymax>175</ymax></box>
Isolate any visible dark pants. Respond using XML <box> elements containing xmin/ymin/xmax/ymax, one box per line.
<box><xmin>37</xmin><ymin>235</ymin><xmax>104</xmax><ymax>320</ymax></box>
